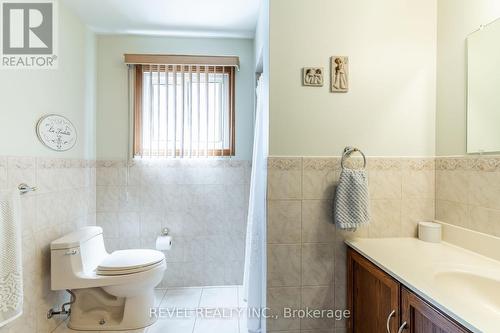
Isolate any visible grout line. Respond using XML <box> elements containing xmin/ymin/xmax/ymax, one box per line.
<box><xmin>197</xmin><ymin>287</ymin><xmax>204</xmax><ymax>308</ymax></box>
<box><xmin>236</xmin><ymin>285</ymin><xmax>240</xmax><ymax>309</ymax></box>
<box><xmin>156</xmin><ymin>289</ymin><xmax>167</xmax><ymax>307</ymax></box>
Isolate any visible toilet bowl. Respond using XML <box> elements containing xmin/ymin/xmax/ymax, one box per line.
<box><xmin>50</xmin><ymin>227</ymin><xmax>166</xmax><ymax>331</ymax></box>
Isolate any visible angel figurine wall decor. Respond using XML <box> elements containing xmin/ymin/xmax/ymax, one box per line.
<box><xmin>331</xmin><ymin>56</ymin><xmax>349</xmax><ymax>92</ymax></box>
<box><xmin>303</xmin><ymin>67</ymin><xmax>324</xmax><ymax>87</ymax></box>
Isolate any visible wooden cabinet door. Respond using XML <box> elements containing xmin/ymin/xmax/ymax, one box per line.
<box><xmin>348</xmin><ymin>248</ymin><xmax>400</xmax><ymax>333</ymax></box>
<box><xmin>400</xmin><ymin>288</ymin><xmax>471</xmax><ymax>333</ymax></box>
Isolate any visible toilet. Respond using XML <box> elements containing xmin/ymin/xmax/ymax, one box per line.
<box><xmin>50</xmin><ymin>226</ymin><xmax>166</xmax><ymax>331</ymax></box>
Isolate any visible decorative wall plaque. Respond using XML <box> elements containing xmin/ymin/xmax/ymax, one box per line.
<box><xmin>36</xmin><ymin>114</ymin><xmax>77</xmax><ymax>151</ymax></box>
<box><xmin>303</xmin><ymin>67</ymin><xmax>324</xmax><ymax>87</ymax></box>
<box><xmin>331</xmin><ymin>56</ymin><xmax>349</xmax><ymax>92</ymax></box>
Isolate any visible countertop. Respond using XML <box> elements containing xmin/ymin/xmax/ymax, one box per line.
<box><xmin>346</xmin><ymin>237</ymin><xmax>500</xmax><ymax>333</ymax></box>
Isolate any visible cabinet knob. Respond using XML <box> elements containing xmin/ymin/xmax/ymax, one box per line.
<box><xmin>397</xmin><ymin>321</ymin><xmax>408</xmax><ymax>333</ymax></box>
<box><xmin>386</xmin><ymin>310</ymin><xmax>396</xmax><ymax>333</ymax></box>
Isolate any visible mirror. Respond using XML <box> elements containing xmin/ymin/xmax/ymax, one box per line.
<box><xmin>467</xmin><ymin>18</ymin><xmax>500</xmax><ymax>153</ymax></box>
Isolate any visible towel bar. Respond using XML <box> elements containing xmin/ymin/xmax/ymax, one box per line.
<box><xmin>18</xmin><ymin>183</ymin><xmax>37</xmax><ymax>195</ymax></box>
<box><xmin>341</xmin><ymin>146</ymin><xmax>367</xmax><ymax>169</ymax></box>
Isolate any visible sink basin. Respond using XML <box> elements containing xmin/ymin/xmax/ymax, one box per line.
<box><xmin>433</xmin><ymin>267</ymin><xmax>500</xmax><ymax>314</ymax></box>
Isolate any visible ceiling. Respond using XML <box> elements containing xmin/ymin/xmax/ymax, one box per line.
<box><xmin>62</xmin><ymin>0</ymin><xmax>260</xmax><ymax>39</ymax></box>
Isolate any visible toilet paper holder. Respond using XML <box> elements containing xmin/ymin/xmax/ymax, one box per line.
<box><xmin>161</xmin><ymin>228</ymin><xmax>169</xmax><ymax>236</ymax></box>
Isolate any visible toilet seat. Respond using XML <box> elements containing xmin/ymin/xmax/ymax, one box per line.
<box><xmin>97</xmin><ymin>249</ymin><xmax>165</xmax><ymax>276</ymax></box>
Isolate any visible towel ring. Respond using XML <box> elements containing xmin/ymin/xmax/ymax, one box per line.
<box><xmin>341</xmin><ymin>146</ymin><xmax>367</xmax><ymax>170</ymax></box>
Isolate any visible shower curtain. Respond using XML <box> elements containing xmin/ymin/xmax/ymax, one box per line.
<box><xmin>243</xmin><ymin>75</ymin><xmax>267</xmax><ymax>333</ymax></box>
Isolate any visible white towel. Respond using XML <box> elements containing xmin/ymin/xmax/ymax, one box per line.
<box><xmin>0</xmin><ymin>190</ymin><xmax>23</xmax><ymax>327</ymax></box>
<box><xmin>334</xmin><ymin>168</ymin><xmax>370</xmax><ymax>230</ymax></box>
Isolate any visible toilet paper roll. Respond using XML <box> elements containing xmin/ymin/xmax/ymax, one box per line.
<box><xmin>156</xmin><ymin>236</ymin><xmax>172</xmax><ymax>251</ymax></box>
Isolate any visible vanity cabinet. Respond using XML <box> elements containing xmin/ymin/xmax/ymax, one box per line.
<box><xmin>347</xmin><ymin>248</ymin><xmax>472</xmax><ymax>333</ymax></box>
<box><xmin>401</xmin><ymin>288</ymin><xmax>470</xmax><ymax>333</ymax></box>
<box><xmin>347</xmin><ymin>249</ymin><xmax>400</xmax><ymax>333</ymax></box>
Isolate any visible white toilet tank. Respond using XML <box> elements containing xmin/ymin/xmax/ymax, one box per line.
<box><xmin>50</xmin><ymin>227</ymin><xmax>109</xmax><ymax>290</ymax></box>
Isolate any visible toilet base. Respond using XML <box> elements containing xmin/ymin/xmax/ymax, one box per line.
<box><xmin>68</xmin><ymin>287</ymin><xmax>157</xmax><ymax>331</ymax></box>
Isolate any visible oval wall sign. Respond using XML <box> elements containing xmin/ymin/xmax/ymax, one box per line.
<box><xmin>36</xmin><ymin>114</ymin><xmax>77</xmax><ymax>151</ymax></box>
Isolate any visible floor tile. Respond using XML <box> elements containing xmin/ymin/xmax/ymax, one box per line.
<box><xmin>154</xmin><ymin>289</ymin><xmax>166</xmax><ymax>306</ymax></box>
<box><xmin>57</xmin><ymin>286</ymin><xmax>241</xmax><ymax>333</ymax></box>
<box><xmin>239</xmin><ymin>312</ymin><xmax>248</xmax><ymax>333</ymax></box>
<box><xmin>199</xmin><ymin>287</ymin><xmax>239</xmax><ymax>309</ymax></box>
<box><xmin>161</xmin><ymin>287</ymin><xmax>203</xmax><ymax>310</ymax></box>
<box><xmin>237</xmin><ymin>285</ymin><xmax>246</xmax><ymax>308</ymax></box>
<box><xmin>147</xmin><ymin>315</ymin><xmax>196</xmax><ymax>333</ymax></box>
<box><xmin>193</xmin><ymin>317</ymin><xmax>239</xmax><ymax>333</ymax></box>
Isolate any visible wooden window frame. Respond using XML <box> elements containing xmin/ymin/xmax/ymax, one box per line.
<box><xmin>133</xmin><ymin>64</ymin><xmax>236</xmax><ymax>157</ymax></box>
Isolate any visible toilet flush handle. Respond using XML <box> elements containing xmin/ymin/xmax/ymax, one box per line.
<box><xmin>65</xmin><ymin>249</ymin><xmax>78</xmax><ymax>256</ymax></box>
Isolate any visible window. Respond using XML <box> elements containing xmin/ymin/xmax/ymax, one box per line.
<box><xmin>133</xmin><ymin>62</ymin><xmax>236</xmax><ymax>158</ymax></box>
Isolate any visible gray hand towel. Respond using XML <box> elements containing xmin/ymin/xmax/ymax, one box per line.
<box><xmin>334</xmin><ymin>168</ymin><xmax>370</xmax><ymax>231</ymax></box>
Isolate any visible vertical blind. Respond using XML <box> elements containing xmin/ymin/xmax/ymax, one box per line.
<box><xmin>127</xmin><ymin>55</ymin><xmax>238</xmax><ymax>158</ymax></box>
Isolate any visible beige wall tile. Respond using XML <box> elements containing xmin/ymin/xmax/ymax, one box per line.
<box><xmin>302</xmin><ymin>160</ymin><xmax>340</xmax><ymax>199</ymax></box>
<box><xmin>3</xmin><ymin>157</ymin><xmax>95</xmax><ymax>333</ymax></box>
<box><xmin>468</xmin><ymin>206</ymin><xmax>500</xmax><ymax>237</ymax></box>
<box><xmin>267</xmin><ymin>156</ymin><xmax>438</xmax><ymax>332</ymax></box>
<box><xmin>268</xmin><ymin>158</ymin><xmax>303</xmax><ymax>200</ymax></box>
<box><xmin>334</xmin><ymin>232</ymin><xmax>354</xmax><ymax>285</ymax></box>
<box><xmin>302</xmin><ymin>200</ymin><xmax>335</xmax><ymax>243</ymax></box>
<box><xmin>267</xmin><ymin>287</ymin><xmax>301</xmax><ymax>331</ymax></box>
<box><xmin>368</xmin><ymin>171</ymin><xmax>402</xmax><ymax>200</ymax></box>
<box><xmin>301</xmin><ymin>286</ymin><xmax>335</xmax><ymax>330</ymax></box>
<box><xmin>435</xmin><ymin>157</ymin><xmax>500</xmax><ymax>239</ymax></box>
<box><xmin>268</xmin><ymin>244</ymin><xmax>301</xmax><ymax>287</ymax></box>
<box><xmin>302</xmin><ymin>169</ymin><xmax>340</xmax><ymax>200</ymax></box>
<box><xmin>402</xmin><ymin>170</ymin><xmax>435</xmax><ymax>199</ymax></box>
<box><xmin>96</xmin><ymin>160</ymin><xmax>250</xmax><ymax>287</ymax></box>
<box><xmin>268</xmin><ymin>200</ymin><xmax>302</xmax><ymax>244</ymax></box>
<box><xmin>436</xmin><ymin>170</ymin><xmax>469</xmax><ymax>203</ymax></box>
<box><xmin>436</xmin><ymin>199</ymin><xmax>469</xmax><ymax>228</ymax></box>
<box><xmin>268</xmin><ymin>169</ymin><xmax>302</xmax><ymax>200</ymax></box>
<box><xmin>334</xmin><ymin>281</ymin><xmax>347</xmax><ymax>329</ymax></box>
<box><xmin>468</xmin><ymin>171</ymin><xmax>500</xmax><ymax>210</ymax></box>
<box><xmin>301</xmin><ymin>243</ymin><xmax>334</xmax><ymax>286</ymax></box>
<box><xmin>368</xmin><ymin>199</ymin><xmax>402</xmax><ymax>237</ymax></box>
<box><xmin>401</xmin><ymin>198</ymin><xmax>435</xmax><ymax>237</ymax></box>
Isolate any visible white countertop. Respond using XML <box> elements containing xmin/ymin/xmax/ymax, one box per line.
<box><xmin>346</xmin><ymin>237</ymin><xmax>500</xmax><ymax>333</ymax></box>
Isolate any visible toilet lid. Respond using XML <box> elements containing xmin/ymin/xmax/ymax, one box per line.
<box><xmin>97</xmin><ymin>249</ymin><xmax>165</xmax><ymax>274</ymax></box>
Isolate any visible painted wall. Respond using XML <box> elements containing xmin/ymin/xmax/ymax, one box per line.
<box><xmin>96</xmin><ymin>35</ymin><xmax>255</xmax><ymax>161</ymax></box>
<box><xmin>269</xmin><ymin>0</ymin><xmax>437</xmax><ymax>157</ymax></box>
<box><xmin>0</xmin><ymin>4</ymin><xmax>96</xmax><ymax>160</ymax></box>
<box><xmin>436</xmin><ymin>0</ymin><xmax>500</xmax><ymax>156</ymax></box>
